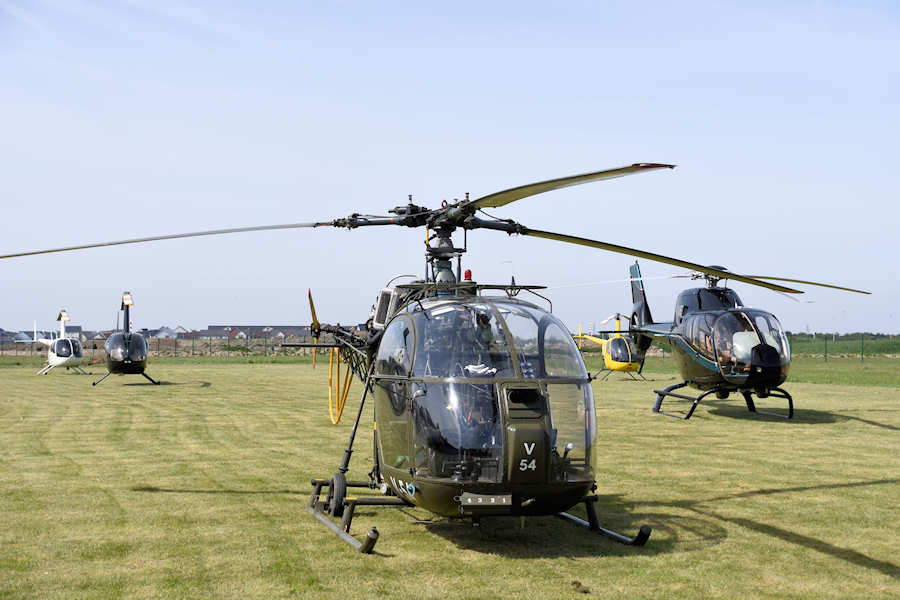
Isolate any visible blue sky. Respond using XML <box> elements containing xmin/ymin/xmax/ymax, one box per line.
<box><xmin>1</xmin><ymin>1</ymin><xmax>898</xmax><ymax>333</ymax></box>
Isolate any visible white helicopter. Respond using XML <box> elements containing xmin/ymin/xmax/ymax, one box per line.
<box><xmin>31</xmin><ymin>310</ymin><xmax>90</xmax><ymax>375</ymax></box>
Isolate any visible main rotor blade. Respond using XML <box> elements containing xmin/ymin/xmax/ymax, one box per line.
<box><xmin>742</xmin><ymin>276</ymin><xmax>870</xmax><ymax>295</ymax></box>
<box><xmin>467</xmin><ymin>163</ymin><xmax>675</xmax><ymax>210</ymax></box>
<box><xmin>0</xmin><ymin>222</ymin><xmax>327</xmax><ymax>259</ymax></box>
<box><xmin>519</xmin><ymin>228</ymin><xmax>804</xmax><ymax>294</ymax></box>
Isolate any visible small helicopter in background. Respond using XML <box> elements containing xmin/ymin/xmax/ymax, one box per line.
<box><xmin>625</xmin><ymin>261</ymin><xmax>869</xmax><ymax>420</ymax></box>
<box><xmin>573</xmin><ymin>314</ymin><xmax>644</xmax><ymax>381</ymax></box>
<box><xmin>0</xmin><ymin>162</ymin><xmax>867</xmax><ymax>554</ymax></box>
<box><xmin>92</xmin><ymin>292</ymin><xmax>160</xmax><ymax>386</ymax></box>
<box><xmin>29</xmin><ymin>310</ymin><xmax>89</xmax><ymax>376</ymax></box>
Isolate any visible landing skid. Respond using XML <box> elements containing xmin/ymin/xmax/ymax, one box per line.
<box><xmin>93</xmin><ymin>371</ymin><xmax>160</xmax><ymax>386</ymax></box>
<box><xmin>596</xmin><ymin>370</ymin><xmax>648</xmax><ymax>382</ymax></box>
<box><xmin>36</xmin><ymin>364</ymin><xmax>54</xmax><ymax>376</ymax></box>
<box><xmin>307</xmin><ymin>476</ymin><xmax>408</xmax><ymax>553</ymax></box>
<box><xmin>557</xmin><ymin>495</ymin><xmax>652</xmax><ymax>546</ymax></box>
<box><xmin>653</xmin><ymin>382</ymin><xmax>793</xmax><ymax>420</ymax></box>
<box><xmin>72</xmin><ymin>366</ymin><xmax>90</xmax><ymax>375</ymax></box>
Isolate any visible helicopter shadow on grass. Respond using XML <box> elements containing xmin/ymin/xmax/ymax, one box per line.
<box><xmin>658</xmin><ymin>478</ymin><xmax>900</xmax><ymax>579</ymax></box>
<box><xmin>703</xmin><ymin>400</ymin><xmax>899</xmax><ymax>429</ymax></box>
<box><xmin>122</xmin><ymin>381</ymin><xmax>213</xmax><ymax>388</ymax></box>
<box><xmin>130</xmin><ymin>485</ymin><xmax>303</xmax><ymax>495</ymax></box>
<box><xmin>417</xmin><ymin>493</ymin><xmax>727</xmax><ymax>558</ymax></box>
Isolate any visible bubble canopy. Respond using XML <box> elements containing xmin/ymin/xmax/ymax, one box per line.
<box><xmin>373</xmin><ymin>296</ymin><xmax>595</xmax><ymax>486</ymax></box>
<box><xmin>375</xmin><ymin>297</ymin><xmax>588</xmax><ymax>380</ymax></box>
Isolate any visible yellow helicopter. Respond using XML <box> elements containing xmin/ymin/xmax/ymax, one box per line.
<box><xmin>574</xmin><ymin>314</ymin><xmax>645</xmax><ymax>381</ymax></box>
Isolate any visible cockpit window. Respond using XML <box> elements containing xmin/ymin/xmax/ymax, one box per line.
<box><xmin>54</xmin><ymin>339</ymin><xmax>72</xmax><ymax>357</ymax></box>
<box><xmin>496</xmin><ymin>307</ymin><xmax>540</xmax><ymax>377</ymax></box>
<box><xmin>411</xmin><ymin>382</ymin><xmax>502</xmax><ymax>482</ymax></box>
<box><xmin>608</xmin><ymin>337</ymin><xmax>632</xmax><ymax>363</ymax></box>
<box><xmin>71</xmin><ymin>340</ymin><xmax>83</xmax><ymax>357</ymax></box>
<box><xmin>412</xmin><ymin>303</ymin><xmax>514</xmax><ymax>378</ymax></box>
<box><xmin>495</xmin><ymin>304</ymin><xmax>587</xmax><ymax>379</ymax></box>
<box><xmin>714</xmin><ymin>310</ymin><xmax>789</xmax><ymax>376</ymax></box>
<box><xmin>543</xmin><ymin>322</ymin><xmax>586</xmax><ymax>377</ymax></box>
<box><xmin>752</xmin><ymin>313</ymin><xmax>790</xmax><ymax>361</ymax></box>
<box><xmin>376</xmin><ymin>319</ymin><xmax>413</xmax><ymax>376</ymax></box>
<box><xmin>128</xmin><ymin>335</ymin><xmax>148</xmax><ymax>361</ymax></box>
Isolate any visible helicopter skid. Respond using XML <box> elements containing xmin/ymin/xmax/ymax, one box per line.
<box><xmin>308</xmin><ymin>477</ymin><xmax>410</xmax><ymax>554</ymax></box>
<box><xmin>556</xmin><ymin>495</ymin><xmax>651</xmax><ymax>546</ymax></box>
<box><xmin>36</xmin><ymin>364</ymin><xmax>54</xmax><ymax>376</ymax></box>
<box><xmin>653</xmin><ymin>382</ymin><xmax>794</xmax><ymax>420</ymax></box>
<box><xmin>742</xmin><ymin>387</ymin><xmax>793</xmax><ymax>419</ymax></box>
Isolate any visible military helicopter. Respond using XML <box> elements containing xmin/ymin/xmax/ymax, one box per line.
<box><xmin>1</xmin><ymin>162</ymin><xmax>844</xmax><ymax>553</ymax></box>
<box><xmin>573</xmin><ymin>314</ymin><xmax>644</xmax><ymax>381</ymax></box>
<box><xmin>30</xmin><ymin>310</ymin><xmax>89</xmax><ymax>376</ymax></box>
<box><xmin>625</xmin><ymin>261</ymin><xmax>869</xmax><ymax>420</ymax></box>
<box><xmin>92</xmin><ymin>292</ymin><xmax>159</xmax><ymax>386</ymax></box>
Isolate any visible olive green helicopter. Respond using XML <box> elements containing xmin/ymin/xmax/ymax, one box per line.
<box><xmin>2</xmin><ymin>163</ymin><xmax>836</xmax><ymax>553</ymax></box>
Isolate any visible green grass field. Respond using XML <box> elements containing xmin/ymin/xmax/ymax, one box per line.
<box><xmin>1</xmin><ymin>358</ymin><xmax>898</xmax><ymax>599</ymax></box>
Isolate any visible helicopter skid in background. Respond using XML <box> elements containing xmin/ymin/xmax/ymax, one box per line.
<box><xmin>653</xmin><ymin>382</ymin><xmax>794</xmax><ymax>420</ymax></box>
<box><xmin>596</xmin><ymin>369</ymin><xmax>647</xmax><ymax>383</ymax></box>
<box><xmin>308</xmin><ymin>477</ymin><xmax>410</xmax><ymax>554</ymax></box>
<box><xmin>91</xmin><ymin>371</ymin><xmax>160</xmax><ymax>386</ymax></box>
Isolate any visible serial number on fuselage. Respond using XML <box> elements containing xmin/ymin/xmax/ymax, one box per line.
<box><xmin>459</xmin><ymin>492</ymin><xmax>512</xmax><ymax>506</ymax></box>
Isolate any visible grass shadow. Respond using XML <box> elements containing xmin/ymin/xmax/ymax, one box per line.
<box><xmin>705</xmin><ymin>402</ymin><xmax>898</xmax><ymax>429</ymax></box>
<box><xmin>420</xmin><ymin>494</ymin><xmax>727</xmax><ymax>558</ymax></box>
<box><xmin>131</xmin><ymin>485</ymin><xmax>303</xmax><ymax>495</ymax></box>
<box><xmin>655</xmin><ymin>478</ymin><xmax>900</xmax><ymax>579</ymax></box>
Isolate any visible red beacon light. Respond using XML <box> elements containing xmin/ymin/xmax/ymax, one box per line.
<box><xmin>464</xmin><ymin>269</ymin><xmax>472</xmax><ymax>281</ymax></box>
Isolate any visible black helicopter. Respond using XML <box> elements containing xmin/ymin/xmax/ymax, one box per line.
<box><xmin>625</xmin><ymin>261</ymin><xmax>869</xmax><ymax>420</ymax></box>
<box><xmin>92</xmin><ymin>292</ymin><xmax>160</xmax><ymax>386</ymax></box>
<box><xmin>0</xmin><ymin>162</ymin><xmax>848</xmax><ymax>553</ymax></box>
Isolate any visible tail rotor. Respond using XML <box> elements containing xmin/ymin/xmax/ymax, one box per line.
<box><xmin>308</xmin><ymin>289</ymin><xmax>320</xmax><ymax>369</ymax></box>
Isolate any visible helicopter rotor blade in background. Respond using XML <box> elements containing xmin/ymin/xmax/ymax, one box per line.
<box><xmin>0</xmin><ymin>222</ymin><xmax>330</xmax><ymax>260</ymax></box>
<box><xmin>466</xmin><ymin>163</ymin><xmax>675</xmax><ymax>210</ymax></box>
<box><xmin>547</xmin><ymin>275</ymin><xmax>677</xmax><ymax>290</ymax></box>
<box><xmin>516</xmin><ymin>228</ymin><xmax>805</xmax><ymax>294</ymax></box>
<box><xmin>742</xmin><ymin>276</ymin><xmax>870</xmax><ymax>295</ymax></box>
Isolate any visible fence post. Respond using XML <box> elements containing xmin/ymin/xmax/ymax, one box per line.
<box><xmin>860</xmin><ymin>334</ymin><xmax>864</xmax><ymax>361</ymax></box>
<box><xmin>265</xmin><ymin>333</ymin><xmax>268</xmax><ymax>357</ymax></box>
<box><xmin>192</xmin><ymin>335</ymin><xmax>195</xmax><ymax>357</ymax></box>
<box><xmin>824</xmin><ymin>336</ymin><xmax>828</xmax><ymax>362</ymax></box>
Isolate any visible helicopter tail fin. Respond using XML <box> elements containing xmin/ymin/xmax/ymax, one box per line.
<box><xmin>629</xmin><ymin>261</ymin><xmax>654</xmax><ymax>327</ymax></box>
<box><xmin>629</xmin><ymin>262</ymin><xmax>655</xmax><ymax>363</ymax></box>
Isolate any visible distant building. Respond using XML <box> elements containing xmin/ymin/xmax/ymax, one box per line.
<box><xmin>200</xmin><ymin>325</ymin><xmax>313</xmax><ymax>339</ymax></box>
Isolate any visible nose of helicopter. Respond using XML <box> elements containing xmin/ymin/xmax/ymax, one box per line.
<box><xmin>745</xmin><ymin>343</ymin><xmax>788</xmax><ymax>386</ymax></box>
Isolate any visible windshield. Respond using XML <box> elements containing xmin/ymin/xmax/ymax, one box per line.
<box><xmin>494</xmin><ymin>304</ymin><xmax>587</xmax><ymax>379</ymax></box>
<box><xmin>411</xmin><ymin>382</ymin><xmax>502</xmax><ymax>482</ymax></box>
<box><xmin>54</xmin><ymin>339</ymin><xmax>72</xmax><ymax>357</ymax></box>
<box><xmin>714</xmin><ymin>310</ymin><xmax>789</xmax><ymax>376</ymax></box>
<box><xmin>412</xmin><ymin>302</ymin><xmax>515</xmax><ymax>378</ymax></box>
<box><xmin>608</xmin><ymin>337</ymin><xmax>632</xmax><ymax>363</ymax></box>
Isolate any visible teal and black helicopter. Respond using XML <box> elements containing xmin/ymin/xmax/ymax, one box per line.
<box><xmin>625</xmin><ymin>261</ymin><xmax>869</xmax><ymax>420</ymax></box>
